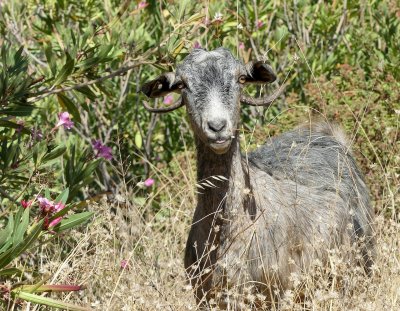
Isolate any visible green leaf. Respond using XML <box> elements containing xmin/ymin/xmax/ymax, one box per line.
<box><xmin>97</xmin><ymin>44</ymin><xmax>113</xmax><ymax>60</ymax></box>
<box><xmin>13</xmin><ymin>207</ymin><xmax>30</xmax><ymax>246</ymax></box>
<box><xmin>44</xmin><ymin>43</ymin><xmax>57</xmax><ymax>75</ymax></box>
<box><xmin>54</xmin><ymin>212</ymin><xmax>94</xmax><ymax>232</ymax></box>
<box><xmin>0</xmin><ymin>120</ymin><xmax>30</xmax><ymax>134</ymax></box>
<box><xmin>0</xmin><ymin>220</ymin><xmax>43</xmax><ymax>269</ymax></box>
<box><xmin>172</xmin><ymin>40</ymin><xmax>185</xmax><ymax>58</ymax></box>
<box><xmin>135</xmin><ymin>132</ymin><xmax>142</xmax><ymax>149</ymax></box>
<box><xmin>274</xmin><ymin>25</ymin><xmax>288</xmax><ymax>44</ymax></box>
<box><xmin>74</xmin><ymin>86</ymin><xmax>97</xmax><ymax>101</ymax></box>
<box><xmin>182</xmin><ymin>12</ymin><xmax>205</xmax><ymax>26</ymax></box>
<box><xmin>73</xmin><ymin>159</ymin><xmax>101</xmax><ymax>188</ymax></box>
<box><xmin>54</xmin><ymin>188</ymin><xmax>69</xmax><ymax>204</ymax></box>
<box><xmin>0</xmin><ymin>104</ymin><xmax>34</xmax><ymax>116</ymax></box>
<box><xmin>42</xmin><ymin>145</ymin><xmax>67</xmax><ymax>162</ymax></box>
<box><xmin>0</xmin><ymin>267</ymin><xmax>23</xmax><ymax>276</ymax></box>
<box><xmin>53</xmin><ymin>53</ymin><xmax>75</xmax><ymax>86</ymax></box>
<box><xmin>17</xmin><ymin>278</ymin><xmax>46</xmax><ymax>293</ymax></box>
<box><xmin>11</xmin><ymin>291</ymin><xmax>92</xmax><ymax>311</ymax></box>
<box><xmin>14</xmin><ymin>221</ymin><xmax>43</xmax><ymax>255</ymax></box>
<box><xmin>0</xmin><ymin>215</ymin><xmax>14</xmax><ymax>253</ymax></box>
<box><xmin>5</xmin><ymin>142</ymin><xmax>18</xmax><ymax>168</ymax></box>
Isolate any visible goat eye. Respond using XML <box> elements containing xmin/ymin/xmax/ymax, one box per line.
<box><xmin>238</xmin><ymin>75</ymin><xmax>246</xmax><ymax>84</ymax></box>
<box><xmin>175</xmin><ymin>81</ymin><xmax>186</xmax><ymax>90</ymax></box>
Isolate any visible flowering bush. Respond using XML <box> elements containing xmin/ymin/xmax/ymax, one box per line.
<box><xmin>0</xmin><ymin>188</ymin><xmax>93</xmax><ymax>309</ymax></box>
<box><xmin>0</xmin><ymin>6</ymin><xmax>115</xmax><ymax>307</ymax></box>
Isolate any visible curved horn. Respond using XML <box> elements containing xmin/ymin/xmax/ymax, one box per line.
<box><xmin>240</xmin><ymin>85</ymin><xmax>285</xmax><ymax>107</ymax></box>
<box><xmin>143</xmin><ymin>97</ymin><xmax>184</xmax><ymax>113</ymax></box>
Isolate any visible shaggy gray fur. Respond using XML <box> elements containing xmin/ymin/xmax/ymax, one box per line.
<box><xmin>141</xmin><ymin>48</ymin><xmax>375</xmax><ymax>309</ymax></box>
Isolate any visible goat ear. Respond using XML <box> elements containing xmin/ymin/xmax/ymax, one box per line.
<box><xmin>140</xmin><ymin>72</ymin><xmax>181</xmax><ymax>98</ymax></box>
<box><xmin>244</xmin><ymin>61</ymin><xmax>276</xmax><ymax>84</ymax></box>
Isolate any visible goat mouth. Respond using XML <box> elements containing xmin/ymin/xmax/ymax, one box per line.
<box><xmin>209</xmin><ymin>139</ymin><xmax>231</xmax><ymax>154</ymax></box>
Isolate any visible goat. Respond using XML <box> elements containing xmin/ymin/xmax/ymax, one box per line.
<box><xmin>140</xmin><ymin>48</ymin><xmax>375</xmax><ymax>309</ymax></box>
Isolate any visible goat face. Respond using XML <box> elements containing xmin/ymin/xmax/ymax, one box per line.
<box><xmin>141</xmin><ymin>47</ymin><xmax>276</xmax><ymax>154</ymax></box>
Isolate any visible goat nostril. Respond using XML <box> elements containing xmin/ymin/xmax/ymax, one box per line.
<box><xmin>207</xmin><ymin>119</ymin><xmax>227</xmax><ymax>133</ymax></box>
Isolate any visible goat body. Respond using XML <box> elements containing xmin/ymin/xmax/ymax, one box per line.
<box><xmin>141</xmin><ymin>48</ymin><xmax>374</xmax><ymax>309</ymax></box>
<box><xmin>186</xmin><ymin>123</ymin><xmax>373</xmax><ymax>307</ymax></box>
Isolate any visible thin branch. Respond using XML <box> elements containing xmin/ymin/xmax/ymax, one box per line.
<box><xmin>27</xmin><ymin>60</ymin><xmax>155</xmax><ymax>102</ymax></box>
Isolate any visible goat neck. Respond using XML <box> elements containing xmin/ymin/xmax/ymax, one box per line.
<box><xmin>195</xmin><ymin>132</ymin><xmax>250</xmax><ymax>218</ymax></box>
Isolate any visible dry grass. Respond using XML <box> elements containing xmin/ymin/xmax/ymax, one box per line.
<box><xmin>32</xmin><ymin>136</ymin><xmax>400</xmax><ymax>310</ymax></box>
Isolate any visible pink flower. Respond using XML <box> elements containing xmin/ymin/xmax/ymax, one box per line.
<box><xmin>37</xmin><ymin>196</ymin><xmax>55</xmax><ymax>213</ymax></box>
<box><xmin>256</xmin><ymin>20</ymin><xmax>264</xmax><ymax>29</ymax></box>
<box><xmin>56</xmin><ymin>112</ymin><xmax>74</xmax><ymax>130</ymax></box>
<box><xmin>54</xmin><ymin>202</ymin><xmax>65</xmax><ymax>212</ymax></box>
<box><xmin>43</xmin><ymin>215</ymin><xmax>63</xmax><ymax>231</ymax></box>
<box><xmin>239</xmin><ymin>42</ymin><xmax>245</xmax><ymax>50</ymax></box>
<box><xmin>92</xmin><ymin>140</ymin><xmax>113</xmax><ymax>160</ymax></box>
<box><xmin>138</xmin><ymin>1</ymin><xmax>148</xmax><ymax>9</ymax></box>
<box><xmin>193</xmin><ymin>41</ymin><xmax>201</xmax><ymax>49</ymax></box>
<box><xmin>48</xmin><ymin>217</ymin><xmax>63</xmax><ymax>228</ymax></box>
<box><xmin>163</xmin><ymin>95</ymin><xmax>174</xmax><ymax>105</ymax></box>
<box><xmin>121</xmin><ymin>259</ymin><xmax>129</xmax><ymax>269</ymax></box>
<box><xmin>21</xmin><ymin>200</ymin><xmax>32</xmax><ymax>209</ymax></box>
<box><xmin>144</xmin><ymin>178</ymin><xmax>154</xmax><ymax>187</ymax></box>
<box><xmin>34</xmin><ymin>194</ymin><xmax>68</xmax><ymax>231</ymax></box>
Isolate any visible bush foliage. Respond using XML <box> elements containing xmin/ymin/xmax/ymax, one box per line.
<box><xmin>0</xmin><ymin>0</ymin><xmax>398</xmax><ymax>309</ymax></box>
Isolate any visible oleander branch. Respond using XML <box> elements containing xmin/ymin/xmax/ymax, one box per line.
<box><xmin>27</xmin><ymin>60</ymin><xmax>156</xmax><ymax>102</ymax></box>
